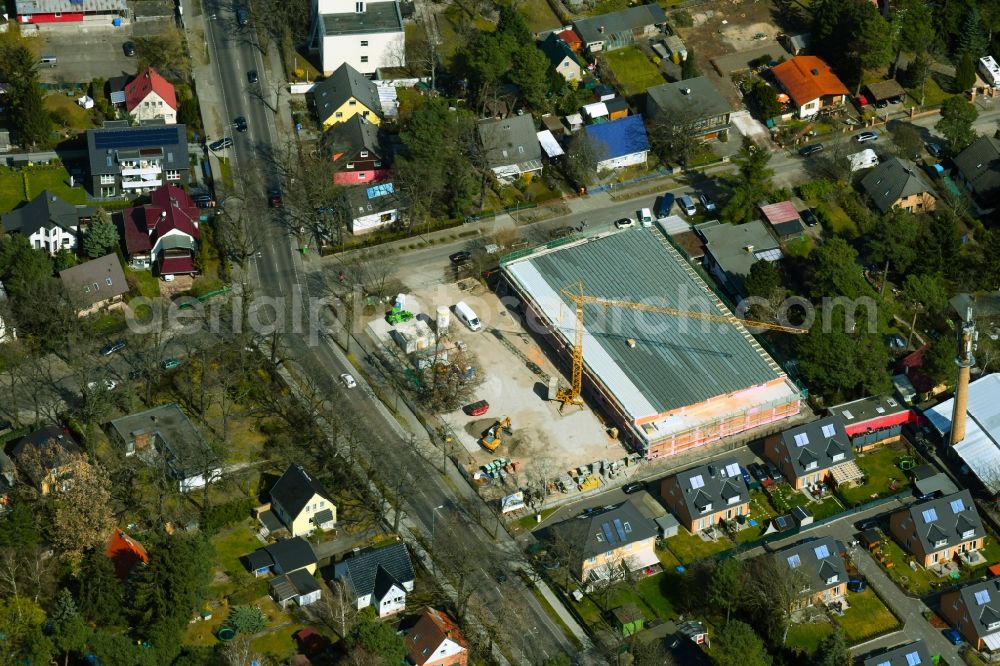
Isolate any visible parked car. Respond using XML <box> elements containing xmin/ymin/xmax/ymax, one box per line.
<box><xmin>678</xmin><ymin>195</ymin><xmax>697</xmax><ymax>216</ymax></box>
<box><xmin>637</xmin><ymin>207</ymin><xmax>654</xmax><ymax>227</ymax></box>
<box><xmin>943</xmin><ymin>629</ymin><xmax>963</xmax><ymax>646</ymax></box>
<box><xmin>926</xmin><ymin>142</ymin><xmax>944</xmax><ymax>158</ymax></box>
<box><xmin>614</xmin><ymin>217</ymin><xmax>635</xmax><ymax>230</ymax></box>
<box><xmin>247</xmin><ymin>69</ymin><xmax>258</xmax><ymax>84</ymax></box>
<box><xmin>747</xmin><ymin>463</ymin><xmax>769</xmax><ymax>482</ymax></box>
<box><xmin>740</xmin><ymin>466</ymin><xmax>753</xmax><ymax>487</ymax></box>
<box><xmin>233</xmin><ymin>116</ymin><xmax>248</xmax><ymax>133</ymax></box>
<box><xmin>622</xmin><ymin>482</ymin><xmax>644</xmax><ymax>494</ymax></box>
<box><xmin>235</xmin><ymin>6</ymin><xmax>249</xmax><ymax>25</ymax></box>
<box><xmin>209</xmin><ymin>137</ymin><xmax>233</xmax><ymax>151</ymax></box>
<box><xmin>855</xmin><ymin>130</ymin><xmax>879</xmax><ymax>143</ymax></box>
<box><xmin>161</xmin><ymin>358</ymin><xmax>183</xmax><ymax>370</ymax></box>
<box><xmin>100</xmin><ymin>339</ymin><xmax>126</xmax><ymax>356</ymax></box>
<box><xmin>875</xmin><ymin>99</ymin><xmax>889</xmax><ymax>109</ymax></box>
<box><xmin>799</xmin><ymin>143</ymin><xmax>824</xmax><ymax>157</ymax></box>
<box><xmin>268</xmin><ymin>189</ymin><xmax>283</xmax><ymax>208</ymax></box>
<box><xmin>800</xmin><ymin>208</ymin><xmax>819</xmax><ymax>227</ymax></box>
<box><xmin>449</xmin><ymin>250</ymin><xmax>472</xmax><ymax>265</ymax></box>
<box><xmin>653</xmin><ymin>193</ymin><xmax>674</xmax><ymax>219</ymax></box>
<box><xmin>123</xmin><ymin>41</ymin><xmax>136</xmax><ymax>57</ymax></box>
<box><xmin>699</xmin><ymin>193</ymin><xmax>717</xmax><ymax>212</ymax></box>
<box><xmin>87</xmin><ymin>378</ymin><xmax>119</xmax><ymax>391</ymax></box>
<box><xmin>464</xmin><ymin>400</ymin><xmax>490</xmax><ymax>416</ymax></box>
<box><xmin>847</xmin><ymin>578</ymin><xmax>866</xmax><ymax>592</ymax></box>
<box><xmin>340</xmin><ymin>373</ymin><xmax>357</xmax><ymax>389</ymax></box>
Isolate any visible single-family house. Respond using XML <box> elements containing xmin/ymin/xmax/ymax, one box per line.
<box><xmin>326</xmin><ymin>115</ymin><xmax>390</xmax><ymax>185</ymax></box>
<box><xmin>770</xmin><ymin>55</ymin><xmax>849</xmax><ymax>118</ymax></box>
<box><xmin>861</xmin><ymin>157</ymin><xmax>938</xmax><ymax>214</ymax></box>
<box><xmin>953</xmin><ymin>135</ymin><xmax>1000</xmax><ymax>211</ymax></box>
<box><xmin>309</xmin><ymin>0</ymin><xmax>405</xmax><ymax>76</ymax></box>
<box><xmin>889</xmin><ymin>490</ymin><xmax>986</xmax><ymax>568</ymax></box>
<box><xmin>124</xmin><ymin>67</ymin><xmax>178</xmax><ymax>124</ymax></box>
<box><xmin>107</xmin><ymin>403</ymin><xmax>222</xmax><ymax>493</ymax></box>
<box><xmin>538</xmin><ymin>32</ymin><xmax>583</xmax><ymax>82</ymax></box>
<box><xmin>477</xmin><ymin>114</ymin><xmax>543</xmax><ymax>182</ymax></box>
<box><xmin>86</xmin><ymin>121</ymin><xmax>189</xmax><ymax>197</ymax></box>
<box><xmin>257</xmin><ymin>463</ymin><xmax>336</xmax><ymax>538</ymax></box>
<box><xmin>584</xmin><ymin>115</ymin><xmax>649</xmax><ymax>171</ymax></box>
<box><xmin>333</xmin><ymin>541</ymin><xmax>416</xmax><ymax>618</ymax></box>
<box><xmin>105</xmin><ymin>528</ymin><xmax>149</xmax><ymax>579</ymax></box>
<box><xmin>696</xmin><ymin>219</ymin><xmax>782</xmax><ymax>297</ymax></box>
<box><xmin>9</xmin><ymin>426</ymin><xmax>82</xmax><ymax>495</ymax></box>
<box><xmin>827</xmin><ymin>394</ymin><xmax>917</xmax><ymax>451</ymax></box>
<box><xmin>120</xmin><ymin>184</ymin><xmax>201</xmax><ymax>275</ymax></box>
<box><xmin>774</xmin><ymin>536</ymin><xmax>848</xmax><ymax>609</ymax></box>
<box><xmin>940</xmin><ymin>578</ymin><xmax>1000</xmax><ymax>652</ymax></box>
<box><xmin>247</xmin><ymin>536</ymin><xmax>318</xmax><ymax>577</ymax></box>
<box><xmin>343</xmin><ymin>181</ymin><xmax>404</xmax><ymax>234</ymax></box>
<box><xmin>59</xmin><ymin>254</ymin><xmax>129</xmax><ymax>316</ymax></box>
<box><xmin>14</xmin><ymin>0</ymin><xmax>128</xmax><ymax>24</ymax></box>
<box><xmin>270</xmin><ymin>569</ymin><xmax>323</xmax><ymax>608</ymax></box>
<box><xmin>313</xmin><ymin>62</ymin><xmax>383</xmax><ymax>129</ymax></box>
<box><xmin>547</xmin><ymin>499</ymin><xmax>658</xmax><ymax>584</ymax></box>
<box><xmin>573</xmin><ymin>5</ymin><xmax>666</xmax><ymax>53</ymax></box>
<box><xmin>764</xmin><ymin>416</ymin><xmax>861</xmax><ymax>490</ymax></box>
<box><xmin>556</xmin><ymin>28</ymin><xmax>583</xmax><ymax>53</ymax></box>
<box><xmin>860</xmin><ymin>640</ymin><xmax>933</xmax><ymax>666</ymax></box>
<box><xmin>759</xmin><ymin>201</ymin><xmax>805</xmax><ymax>239</ymax></box>
<box><xmin>661</xmin><ymin>459</ymin><xmax>750</xmax><ymax>532</ymax></box>
<box><xmin>404</xmin><ymin>607</ymin><xmax>468</xmax><ymax>666</ymax></box>
<box><xmin>645</xmin><ymin>77</ymin><xmax>732</xmax><ymax>142</ymax></box>
<box><xmin>1</xmin><ymin>190</ymin><xmax>92</xmax><ymax>255</ymax></box>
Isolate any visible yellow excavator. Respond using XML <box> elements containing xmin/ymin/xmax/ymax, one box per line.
<box><xmin>480</xmin><ymin>417</ymin><xmax>512</xmax><ymax>452</ymax></box>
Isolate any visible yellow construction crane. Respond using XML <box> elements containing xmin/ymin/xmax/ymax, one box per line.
<box><xmin>555</xmin><ymin>283</ymin><xmax>807</xmax><ymax>408</ymax></box>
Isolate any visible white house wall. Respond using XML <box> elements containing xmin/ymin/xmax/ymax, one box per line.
<box><xmin>131</xmin><ymin>92</ymin><xmax>177</xmax><ymax>124</ymax></box>
<box><xmin>321</xmin><ymin>30</ymin><xmax>405</xmax><ymax>76</ymax></box>
<box><xmin>350</xmin><ymin>208</ymin><xmax>398</xmax><ymax>234</ymax></box>
<box><xmin>596</xmin><ymin>150</ymin><xmax>647</xmax><ymax>171</ymax></box>
<box><xmin>29</xmin><ymin>226</ymin><xmax>76</xmax><ymax>255</ymax></box>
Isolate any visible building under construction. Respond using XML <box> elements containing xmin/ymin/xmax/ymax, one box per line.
<box><xmin>500</xmin><ymin>228</ymin><xmax>804</xmax><ymax>459</ymax></box>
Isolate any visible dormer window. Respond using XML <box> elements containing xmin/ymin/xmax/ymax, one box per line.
<box><xmin>825</xmin><ymin>575</ymin><xmax>838</xmax><ymax>585</ymax></box>
<box><xmin>805</xmin><ymin>461</ymin><xmax>818</xmax><ymax>471</ymax></box>
<box><xmin>962</xmin><ymin>529</ymin><xmax>976</xmax><ymax>539</ymax></box>
<box><xmin>727</xmin><ymin>495</ymin><xmax>741</xmax><ymax>505</ymax></box>
<box><xmin>934</xmin><ymin>538</ymin><xmax>947</xmax><ymax>548</ymax></box>
<box><xmin>831</xmin><ymin>452</ymin><xmax>844</xmax><ymax>462</ymax></box>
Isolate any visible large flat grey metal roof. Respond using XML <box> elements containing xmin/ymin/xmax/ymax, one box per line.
<box><xmin>503</xmin><ymin>228</ymin><xmax>786</xmax><ymax>420</ymax></box>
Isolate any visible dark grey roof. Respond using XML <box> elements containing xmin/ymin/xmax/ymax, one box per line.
<box><xmin>574</xmin><ymin>5</ymin><xmax>666</xmax><ymax>45</ymax></box>
<box><xmin>285</xmin><ymin>569</ymin><xmax>320</xmax><ymax>597</ymax></box>
<box><xmin>1</xmin><ymin>190</ymin><xmax>91</xmax><ymax>237</ymax></box>
<box><xmin>314</xmin><ymin>508</ymin><xmax>334</xmax><ymax>524</ymax></box>
<box><xmin>772</xmin><ymin>220</ymin><xmax>805</xmax><ymax>237</ymax></box>
<box><xmin>538</xmin><ymin>32</ymin><xmax>582</xmax><ymax>70</ymax></box>
<box><xmin>58</xmin><ymin>254</ymin><xmax>129</xmax><ymax>309</ymax></box>
<box><xmin>247</xmin><ymin>548</ymin><xmax>274</xmax><ymax>572</ymax></box>
<box><xmin>860</xmin><ymin>156</ymin><xmax>938</xmax><ymax>213</ymax></box>
<box><xmin>343</xmin><ymin>181</ymin><xmax>405</xmax><ymax>219</ymax></box>
<box><xmin>913</xmin><ymin>467</ymin><xmax>959</xmax><ymax>497</ymax></box>
<box><xmin>550</xmin><ymin>499</ymin><xmax>657</xmax><ymax>560</ymax></box>
<box><xmin>320</xmin><ymin>0</ymin><xmax>403</xmax><ymax>36</ymax></box>
<box><xmin>85</xmin><ymin>123</ymin><xmax>187</xmax><ymax>177</ymax></box>
<box><xmin>269</xmin><ymin>574</ymin><xmax>297</xmax><ymax>601</ymax></box>
<box><xmin>953</xmin><ymin>578</ymin><xmax>1000</xmax><ymax>638</ymax></box>
<box><xmin>314</xmin><ymin>63</ymin><xmax>383</xmax><ymax>123</ymax></box>
<box><xmin>258</xmin><ymin>509</ymin><xmax>284</xmax><ymax>534</ymax></box>
<box><xmin>372</xmin><ymin>565</ymin><xmax>404</xmax><ymax>602</ymax></box>
<box><xmin>108</xmin><ymin>403</ymin><xmax>219</xmax><ymax>481</ymax></box>
<box><xmin>250</xmin><ymin>536</ymin><xmax>316</xmax><ymax>574</ymax></box>
<box><xmin>861</xmin><ymin>639</ymin><xmax>932</xmax><ymax>666</ymax></box>
<box><xmin>954</xmin><ymin>135</ymin><xmax>1000</xmax><ymax>200</ymax></box>
<box><xmin>605</xmin><ymin>97</ymin><xmax>629</xmax><ymax>113</ymax></box>
<box><xmin>336</xmin><ymin>542</ymin><xmax>414</xmax><ymax>600</ymax></box>
<box><xmin>669</xmin><ymin>459</ymin><xmax>749</xmax><ymax>520</ymax></box>
<box><xmin>776</xmin><ymin>416</ymin><xmax>854</xmax><ymax>477</ymax></box>
<box><xmin>270</xmin><ymin>464</ymin><xmax>332</xmax><ymax>520</ymax></box>
<box><xmin>477</xmin><ymin>115</ymin><xmax>542</xmax><ymax>169</ymax></box>
<box><xmin>893</xmin><ymin>489</ymin><xmax>985</xmax><ymax>554</ymax></box>
<box><xmin>828</xmin><ymin>394</ymin><xmax>908</xmax><ymax>429</ymax></box>
<box><xmin>503</xmin><ymin>228</ymin><xmax>787</xmax><ymax>415</ymax></box>
<box><xmin>698</xmin><ymin>220</ymin><xmax>782</xmax><ymax>288</ymax></box>
<box><xmin>326</xmin><ymin>115</ymin><xmax>384</xmax><ymax>160</ymax></box>
<box><xmin>646</xmin><ymin>77</ymin><xmax>731</xmax><ymax>123</ymax></box>
<box><xmin>776</xmin><ymin>535</ymin><xmax>848</xmax><ymax>595</ymax></box>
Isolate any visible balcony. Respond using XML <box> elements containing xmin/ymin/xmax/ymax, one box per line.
<box><xmin>121</xmin><ymin>165</ymin><xmax>162</xmax><ymax>177</ymax></box>
<box><xmin>122</xmin><ymin>179</ymin><xmax>162</xmax><ymax>189</ymax></box>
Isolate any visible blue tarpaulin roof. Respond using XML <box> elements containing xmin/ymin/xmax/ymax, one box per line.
<box><xmin>584</xmin><ymin>115</ymin><xmax>650</xmax><ymax>160</ymax></box>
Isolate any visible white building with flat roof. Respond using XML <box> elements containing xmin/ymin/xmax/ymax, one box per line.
<box><xmin>311</xmin><ymin>0</ymin><xmax>405</xmax><ymax>76</ymax></box>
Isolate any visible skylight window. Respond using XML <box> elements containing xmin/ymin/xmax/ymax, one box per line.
<box><xmin>905</xmin><ymin>652</ymin><xmax>922</xmax><ymax>666</ymax></box>
<box><xmin>821</xmin><ymin>423</ymin><xmax>837</xmax><ymax>438</ymax></box>
<box><xmin>690</xmin><ymin>475</ymin><xmax>705</xmax><ymax>489</ymax></box>
<box><xmin>814</xmin><ymin>544</ymin><xmax>830</xmax><ymax>559</ymax></box>
<box><xmin>976</xmin><ymin>589</ymin><xmax>991</xmax><ymax>605</ymax></box>
<box><xmin>724</xmin><ymin>463</ymin><xmax>740</xmax><ymax>478</ymax></box>
<box><xmin>922</xmin><ymin>508</ymin><xmax>938</xmax><ymax>524</ymax></box>
<box><xmin>787</xmin><ymin>554</ymin><xmax>801</xmax><ymax>569</ymax></box>
<box><xmin>842</xmin><ymin>410</ymin><xmax>854</xmax><ymax>420</ymax></box>
<box><xmin>793</xmin><ymin>432</ymin><xmax>809</xmax><ymax>447</ymax></box>
<box><xmin>951</xmin><ymin>498</ymin><xmax>965</xmax><ymax>514</ymax></box>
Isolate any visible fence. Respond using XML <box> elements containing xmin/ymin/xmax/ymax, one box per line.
<box><xmin>587</xmin><ymin>167</ymin><xmax>671</xmax><ymax>195</ymax></box>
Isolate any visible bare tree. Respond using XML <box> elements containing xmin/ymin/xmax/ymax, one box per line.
<box><xmin>307</xmin><ymin>578</ymin><xmax>358</xmax><ymax>638</ymax></box>
<box><xmin>742</xmin><ymin>553</ymin><xmax>810</xmax><ymax>646</ymax></box>
<box><xmin>221</xmin><ymin>634</ymin><xmax>263</xmax><ymax>666</ymax></box>
<box><xmin>432</xmin><ymin>514</ymin><xmax>480</xmax><ymax>618</ymax></box>
<box><xmin>267</xmin><ymin>140</ymin><xmax>346</xmax><ymax>249</ymax></box>
<box><xmin>216</xmin><ymin>204</ymin><xmax>266</xmax><ymax>267</ymax></box>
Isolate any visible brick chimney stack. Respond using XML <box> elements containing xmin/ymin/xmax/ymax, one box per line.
<box><xmin>950</xmin><ymin>305</ymin><xmax>978</xmax><ymax>446</ymax></box>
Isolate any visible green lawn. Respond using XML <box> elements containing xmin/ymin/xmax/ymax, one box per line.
<box><xmin>587</xmin><ymin>0</ymin><xmax>631</xmax><ymax>15</ymax></box>
<box><xmin>768</xmin><ymin>483</ymin><xmax>811</xmax><ymax>514</ymax></box>
<box><xmin>783</xmin><ymin>235</ymin><xmax>816</xmax><ymax>258</ymax></box>
<box><xmin>736</xmin><ymin>490</ymin><xmax>778</xmax><ymax>544</ymax></box>
<box><xmin>0</xmin><ymin>165</ymin><xmax>88</xmax><ymax>213</ymax></box>
<box><xmin>603</xmin><ymin>47</ymin><xmax>665</xmax><ymax>97</ymax></box>
<box><xmin>655</xmin><ymin>545</ymin><xmax>682</xmax><ymax>570</ymax></box>
<box><xmin>786</xmin><ymin>621</ymin><xmax>834</xmax><ymax>656</ymax></box>
<box><xmin>838</xmin><ymin>445</ymin><xmax>915</xmax><ymax>506</ymax></box>
<box><xmin>636</xmin><ymin>573</ymin><xmax>679</xmax><ymax>620</ymax></box>
<box><xmin>519</xmin><ymin>0</ymin><xmax>561</xmax><ymax>31</ymax></box>
<box><xmin>663</xmin><ymin>527</ymin><xmax>731</xmax><ymax>565</ymax></box>
<box><xmin>515</xmin><ymin>507</ymin><xmax>557</xmax><ymax>530</ymax></box>
<box><xmin>817</xmin><ymin>201</ymin><xmax>858</xmax><ymax>238</ymax></box>
<box><xmin>126</xmin><ymin>268</ymin><xmax>161</xmax><ymax>299</ymax></box>
<box><xmin>211</xmin><ymin>523</ymin><xmax>260</xmax><ymax>578</ymax></box>
<box><xmin>44</xmin><ymin>92</ymin><xmax>97</xmax><ymax>132</ymax></box>
<box><xmin>834</xmin><ymin>588</ymin><xmax>900</xmax><ymax>642</ymax></box>
<box><xmin>216</xmin><ymin>157</ymin><xmax>234</xmax><ymax>190</ymax></box>
<box><xmin>878</xmin><ymin>534</ymin><xmax>940</xmax><ymax>596</ymax></box>
<box><xmin>251</xmin><ymin>623</ymin><xmax>312</xmax><ymax>661</ymax></box>
<box><xmin>810</xmin><ymin>495</ymin><xmax>844</xmax><ymax>521</ymax></box>
<box><xmin>904</xmin><ymin>74</ymin><xmax>953</xmax><ymax>109</ymax></box>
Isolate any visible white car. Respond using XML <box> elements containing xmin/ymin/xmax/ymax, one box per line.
<box><xmin>699</xmin><ymin>194</ymin><xmax>717</xmax><ymax>211</ymax></box>
<box><xmin>678</xmin><ymin>195</ymin><xmax>697</xmax><ymax>216</ymax></box>
<box><xmin>340</xmin><ymin>373</ymin><xmax>357</xmax><ymax>389</ymax></box>
<box><xmin>87</xmin><ymin>378</ymin><xmax>119</xmax><ymax>391</ymax></box>
<box><xmin>613</xmin><ymin>217</ymin><xmax>635</xmax><ymax>230</ymax></box>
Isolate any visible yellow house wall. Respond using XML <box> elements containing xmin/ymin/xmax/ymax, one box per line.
<box><xmin>321</xmin><ymin>98</ymin><xmax>382</xmax><ymax>130</ymax></box>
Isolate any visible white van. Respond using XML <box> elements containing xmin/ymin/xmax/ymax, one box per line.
<box><xmin>638</xmin><ymin>208</ymin><xmax>654</xmax><ymax>227</ymax></box>
<box><xmin>455</xmin><ymin>301</ymin><xmax>482</xmax><ymax>332</ymax></box>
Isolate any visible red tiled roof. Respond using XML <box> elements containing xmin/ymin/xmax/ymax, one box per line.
<box><xmin>771</xmin><ymin>56</ymin><xmax>849</xmax><ymax>107</ymax></box>
<box><xmin>558</xmin><ymin>29</ymin><xmax>582</xmax><ymax>47</ymax></box>
<box><xmin>124</xmin><ymin>67</ymin><xmax>178</xmax><ymax>113</ymax></box>
<box><xmin>147</xmin><ymin>184</ymin><xmax>200</xmax><ymax>245</ymax></box>
<box><xmin>759</xmin><ymin>201</ymin><xmax>801</xmax><ymax>226</ymax></box>
<box><xmin>160</xmin><ymin>256</ymin><xmax>196</xmax><ymax>275</ymax></box>
<box><xmin>406</xmin><ymin>607</ymin><xmax>467</xmax><ymax>666</ymax></box>
<box><xmin>120</xmin><ymin>207</ymin><xmax>153</xmax><ymax>254</ymax></box>
<box><xmin>105</xmin><ymin>528</ymin><xmax>149</xmax><ymax>579</ymax></box>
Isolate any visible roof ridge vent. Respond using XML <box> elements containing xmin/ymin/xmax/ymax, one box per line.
<box><xmin>811</xmin><ymin>68</ymin><xmax>819</xmax><ymax>75</ymax></box>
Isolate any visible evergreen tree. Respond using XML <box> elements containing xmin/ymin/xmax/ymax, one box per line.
<box><xmin>681</xmin><ymin>49</ymin><xmax>698</xmax><ymax>80</ymax></box>
<box><xmin>744</xmin><ymin>260</ymin><xmax>782</xmax><ymax>300</ymax></box>
<box><xmin>2</xmin><ymin>44</ymin><xmax>52</xmax><ymax>147</ymax></box>
<box><xmin>510</xmin><ymin>45</ymin><xmax>552</xmax><ymax>111</ymax></box>
<box><xmin>957</xmin><ymin>8</ymin><xmax>988</xmax><ymax>59</ymax></box>
<box><xmin>77</xmin><ymin>552</ymin><xmax>124</xmax><ymax>626</ymax></box>
<box><xmin>955</xmin><ymin>53</ymin><xmax>977</xmax><ymax>92</ymax></box>
<box><xmin>83</xmin><ymin>211</ymin><xmax>121</xmax><ymax>258</ymax></box>
<box><xmin>812</xmin><ymin>628</ymin><xmax>849</xmax><ymax>666</ymax></box>
<box><xmin>708</xmin><ymin>558</ymin><xmax>744</xmax><ymax>622</ymax></box>
<box><xmin>50</xmin><ymin>589</ymin><xmax>91</xmax><ymax>666</ymax></box>
<box><xmin>712</xmin><ymin>621</ymin><xmax>771</xmax><ymax>666</ymax></box>
<box><xmin>131</xmin><ymin>534</ymin><xmax>213</xmax><ymax>638</ymax></box>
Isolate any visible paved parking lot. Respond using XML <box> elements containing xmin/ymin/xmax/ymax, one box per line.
<box><xmin>35</xmin><ymin>20</ymin><xmax>171</xmax><ymax>85</ymax></box>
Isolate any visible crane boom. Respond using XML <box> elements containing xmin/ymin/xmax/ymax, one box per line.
<box><xmin>555</xmin><ymin>283</ymin><xmax>806</xmax><ymax>408</ymax></box>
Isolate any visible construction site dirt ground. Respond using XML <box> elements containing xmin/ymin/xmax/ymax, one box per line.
<box><xmin>400</xmin><ymin>279</ymin><xmax>623</xmax><ymax>475</ymax></box>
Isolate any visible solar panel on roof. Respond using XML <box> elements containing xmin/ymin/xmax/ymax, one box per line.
<box><xmin>814</xmin><ymin>544</ymin><xmax>830</xmax><ymax>559</ymax></box>
<box><xmin>787</xmin><ymin>553</ymin><xmax>800</xmax><ymax>568</ymax></box>
<box><xmin>366</xmin><ymin>182</ymin><xmax>394</xmax><ymax>199</ymax></box>
<box><xmin>110</xmin><ymin>91</ymin><xmax>126</xmax><ymax>104</ymax></box>
<box><xmin>976</xmin><ymin>589</ymin><xmax>991</xmax><ymax>605</ymax></box>
<box><xmin>905</xmin><ymin>652</ymin><xmax>922</xmax><ymax>666</ymax></box>
<box><xmin>794</xmin><ymin>432</ymin><xmax>809</xmax><ymax>447</ymax></box>
<box><xmin>93</xmin><ymin>127</ymin><xmax>180</xmax><ymax>151</ymax></box>
<box><xmin>821</xmin><ymin>423</ymin><xmax>837</xmax><ymax>438</ymax></box>
<box><xmin>690</xmin><ymin>474</ymin><xmax>704</xmax><ymax>489</ymax></box>
<box><xmin>842</xmin><ymin>410</ymin><xmax>854</xmax><ymax>420</ymax></box>
<box><xmin>724</xmin><ymin>462</ymin><xmax>740</xmax><ymax>478</ymax></box>
<box><xmin>951</xmin><ymin>498</ymin><xmax>965</xmax><ymax>513</ymax></box>
<box><xmin>601</xmin><ymin>522</ymin><xmax>616</xmax><ymax>545</ymax></box>
<box><xmin>922</xmin><ymin>508</ymin><xmax>938</xmax><ymax>523</ymax></box>
<box><xmin>613</xmin><ymin>518</ymin><xmax>627</xmax><ymax>542</ymax></box>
